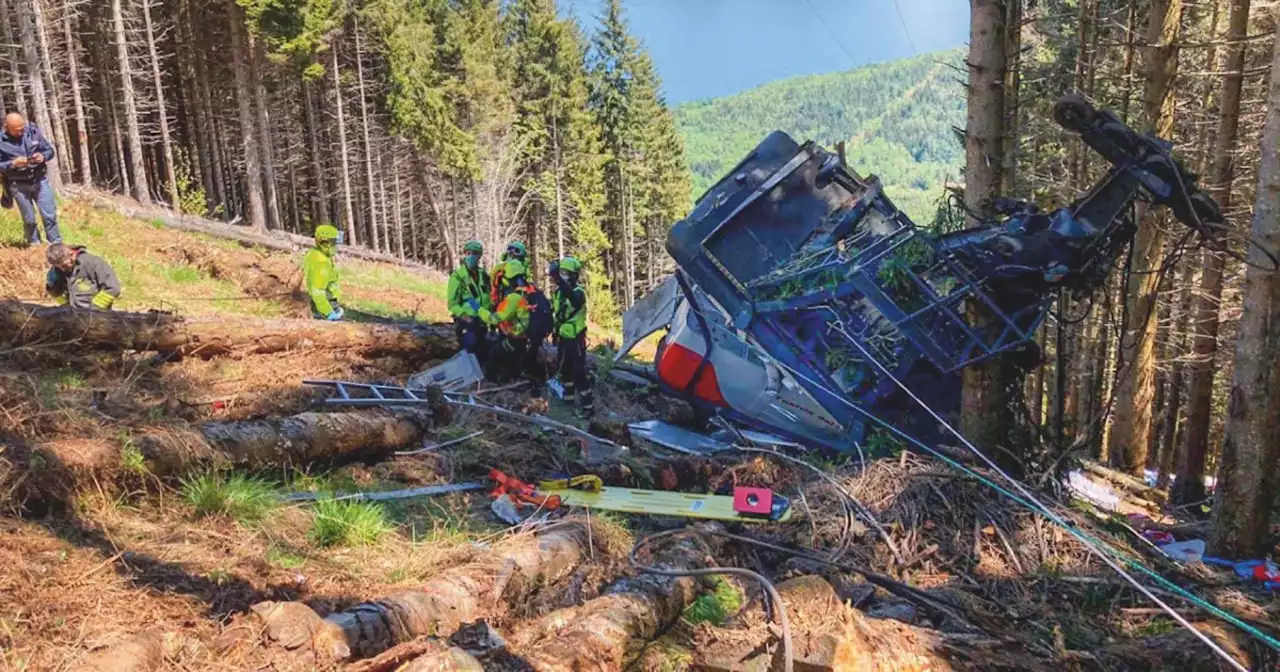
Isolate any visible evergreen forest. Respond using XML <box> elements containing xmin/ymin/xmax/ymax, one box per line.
<box><xmin>5</xmin><ymin>0</ymin><xmax>692</xmax><ymax>326</ymax></box>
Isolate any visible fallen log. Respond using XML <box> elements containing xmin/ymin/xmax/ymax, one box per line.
<box><xmin>0</xmin><ymin>300</ymin><xmax>455</xmax><ymax>360</ymax></box>
<box><xmin>254</xmin><ymin>522</ymin><xmax>591</xmax><ymax>663</ymax></box>
<box><xmin>681</xmin><ymin>575</ymin><xmax>953</xmax><ymax>672</ymax></box>
<box><xmin>31</xmin><ymin>398</ymin><xmax>449</xmax><ymax>489</ymax></box>
<box><xmin>1080</xmin><ymin>459</ymin><xmax>1168</xmax><ymax>504</ymax></box>
<box><xmin>498</xmin><ymin>532</ymin><xmax>716</xmax><ymax>671</ymax></box>
<box><xmin>65</xmin><ymin>185</ymin><xmax>445</xmax><ymax>273</ymax></box>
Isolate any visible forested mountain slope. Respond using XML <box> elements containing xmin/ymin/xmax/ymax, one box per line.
<box><xmin>675</xmin><ymin>50</ymin><xmax>965</xmax><ymax>222</ymax></box>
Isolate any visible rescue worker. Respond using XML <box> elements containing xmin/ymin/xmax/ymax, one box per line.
<box><xmin>45</xmin><ymin>243</ymin><xmax>121</xmax><ymax>310</ymax></box>
<box><xmin>304</xmin><ymin>224</ymin><xmax>344</xmax><ymax>320</ymax></box>
<box><xmin>480</xmin><ymin>258</ymin><xmax>550</xmax><ymax>392</ymax></box>
<box><xmin>481</xmin><ymin>259</ymin><xmax>531</xmax><ymax>383</ymax></box>
<box><xmin>551</xmin><ymin>256</ymin><xmax>593</xmax><ymax>417</ymax></box>
<box><xmin>501</xmin><ymin>240</ymin><xmax>528</xmax><ymax>264</ymax></box>
<box><xmin>447</xmin><ymin>240</ymin><xmax>491</xmax><ymax>361</ymax></box>
<box><xmin>489</xmin><ymin>240</ymin><xmax>528</xmax><ymax>304</ymax></box>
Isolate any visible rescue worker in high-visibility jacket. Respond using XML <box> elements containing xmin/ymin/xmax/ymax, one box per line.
<box><xmin>45</xmin><ymin>243</ymin><xmax>120</xmax><ymax>310</ymax></box>
<box><xmin>551</xmin><ymin>256</ymin><xmax>593</xmax><ymax>417</ymax></box>
<box><xmin>447</xmin><ymin>239</ymin><xmax>491</xmax><ymax>361</ymax></box>
<box><xmin>489</xmin><ymin>240</ymin><xmax>528</xmax><ymax>308</ymax></box>
<box><xmin>480</xmin><ymin>259</ymin><xmax>534</xmax><ymax>384</ymax></box>
<box><xmin>304</xmin><ymin>224</ymin><xmax>344</xmax><ymax>320</ymax></box>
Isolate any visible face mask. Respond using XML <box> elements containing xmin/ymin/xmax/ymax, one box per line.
<box><xmin>464</xmin><ymin>255</ymin><xmax>479</xmax><ymax>269</ymax></box>
<box><xmin>559</xmin><ymin>271</ymin><xmax>571</xmax><ymax>283</ymax></box>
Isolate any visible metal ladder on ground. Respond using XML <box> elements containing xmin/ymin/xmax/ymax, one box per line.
<box><xmin>303</xmin><ymin>380</ymin><xmax>437</xmax><ymax>406</ymax></box>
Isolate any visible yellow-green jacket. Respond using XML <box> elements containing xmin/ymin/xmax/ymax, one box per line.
<box><xmin>303</xmin><ymin>247</ymin><xmax>342</xmax><ymax>316</ymax></box>
<box><xmin>447</xmin><ymin>265</ymin><xmax>491</xmax><ymax>319</ymax></box>
<box><xmin>482</xmin><ymin>287</ymin><xmax>532</xmax><ymax>337</ymax></box>
<box><xmin>553</xmin><ymin>285</ymin><xmax>588</xmax><ymax>339</ymax></box>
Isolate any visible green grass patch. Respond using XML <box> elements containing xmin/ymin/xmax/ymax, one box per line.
<box><xmin>310</xmin><ymin>498</ymin><xmax>393</xmax><ymax>547</ymax></box>
<box><xmin>266</xmin><ymin>544</ymin><xmax>307</xmax><ymax>569</ymax></box>
<box><xmin>288</xmin><ymin>468</ymin><xmax>360</xmax><ymax>496</ymax></box>
<box><xmin>181</xmin><ymin>472</ymin><xmax>278</xmax><ymax>523</ymax></box>
<box><xmin>163</xmin><ymin>264</ymin><xmax>205</xmax><ymax>284</ymax></box>
<box><xmin>119</xmin><ymin>435</ymin><xmax>147</xmax><ymax>475</ymax></box>
<box><xmin>344</xmin><ymin>262</ymin><xmax>446</xmax><ymax>299</ymax></box>
<box><xmin>682</xmin><ymin>575</ymin><xmax>744</xmax><ymax>626</ymax></box>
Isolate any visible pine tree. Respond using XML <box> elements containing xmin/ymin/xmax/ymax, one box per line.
<box><xmin>589</xmin><ymin>0</ymin><xmax>639</xmax><ymax>307</ymax></box>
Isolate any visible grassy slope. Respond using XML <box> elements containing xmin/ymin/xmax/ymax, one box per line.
<box><xmin>0</xmin><ymin>192</ymin><xmax>450</xmax><ymax>322</ymax></box>
<box><xmin>675</xmin><ymin>49</ymin><xmax>966</xmax><ymax>223</ymax></box>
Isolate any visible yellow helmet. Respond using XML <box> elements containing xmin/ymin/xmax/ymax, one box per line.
<box><xmin>504</xmin><ymin>259</ymin><xmax>527</xmax><ymax>278</ymax></box>
<box><xmin>315</xmin><ymin>224</ymin><xmax>341</xmax><ymax>243</ymax></box>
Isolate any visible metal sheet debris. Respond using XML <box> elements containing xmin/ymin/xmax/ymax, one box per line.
<box><xmin>628</xmin><ymin>419</ymin><xmax>730</xmax><ymax>456</ymax></box>
<box><xmin>615</xmin><ymin>275</ymin><xmax>680</xmax><ymax>361</ymax></box>
<box><xmin>407</xmin><ymin>350</ymin><xmax>484</xmax><ymax>391</ymax></box>
<box><xmin>710</xmin><ymin>427</ymin><xmax>802</xmax><ymax>449</ymax></box>
<box><xmin>280</xmin><ymin>482</ymin><xmax>485</xmax><ymax>502</ymax></box>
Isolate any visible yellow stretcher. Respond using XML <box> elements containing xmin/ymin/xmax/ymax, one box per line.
<box><xmin>540</xmin><ymin>482</ymin><xmax>793</xmax><ymax>523</ymax></box>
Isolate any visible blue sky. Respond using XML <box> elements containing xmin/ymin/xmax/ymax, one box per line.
<box><xmin>560</xmin><ymin>0</ymin><xmax>970</xmax><ymax>104</ymax></box>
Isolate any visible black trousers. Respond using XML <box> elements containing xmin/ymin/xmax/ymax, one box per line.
<box><xmin>558</xmin><ymin>333</ymin><xmax>593</xmax><ymax>414</ymax></box>
<box><xmin>454</xmin><ymin>318</ymin><xmax>489</xmax><ymax>364</ymax></box>
<box><xmin>492</xmin><ymin>334</ymin><xmax>548</xmax><ymax>393</ymax></box>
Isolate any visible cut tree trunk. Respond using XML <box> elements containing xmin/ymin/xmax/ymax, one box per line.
<box><xmin>1208</xmin><ymin>6</ymin><xmax>1280</xmax><ymax>560</ymax></box>
<box><xmin>500</xmin><ymin>532</ymin><xmax>715</xmax><ymax>671</ymax></box>
<box><xmin>112</xmin><ymin>0</ymin><xmax>149</xmax><ymax>203</ymax></box>
<box><xmin>0</xmin><ymin>301</ymin><xmax>456</xmax><ymax>359</ymax></box>
<box><xmin>254</xmin><ymin>523</ymin><xmax>591</xmax><ymax>663</ymax></box>
<box><xmin>1107</xmin><ymin>0</ymin><xmax>1183</xmax><ymax>476</ymax></box>
<box><xmin>34</xmin><ymin>402</ymin><xmax>450</xmax><ymax>489</ymax></box>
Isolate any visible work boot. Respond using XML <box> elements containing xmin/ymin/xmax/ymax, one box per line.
<box><xmin>576</xmin><ymin>388</ymin><xmax>595</xmax><ymax>419</ymax></box>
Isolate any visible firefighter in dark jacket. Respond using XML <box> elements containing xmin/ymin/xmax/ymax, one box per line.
<box><xmin>552</xmin><ymin>256</ymin><xmax>592</xmax><ymax>417</ymax></box>
<box><xmin>447</xmin><ymin>239</ymin><xmax>491</xmax><ymax>361</ymax></box>
<box><xmin>45</xmin><ymin>243</ymin><xmax>121</xmax><ymax>310</ymax></box>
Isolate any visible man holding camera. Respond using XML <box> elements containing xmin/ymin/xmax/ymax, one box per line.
<box><xmin>0</xmin><ymin>113</ymin><xmax>59</xmax><ymax>247</ymax></box>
